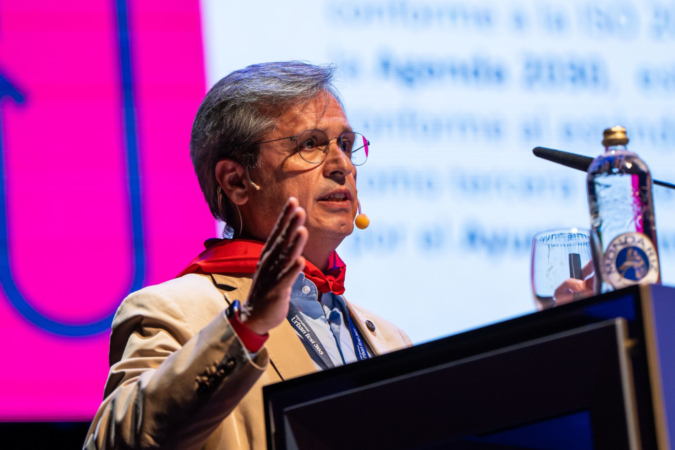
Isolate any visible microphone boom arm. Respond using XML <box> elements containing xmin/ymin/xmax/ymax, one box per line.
<box><xmin>532</xmin><ymin>147</ymin><xmax>675</xmax><ymax>190</ymax></box>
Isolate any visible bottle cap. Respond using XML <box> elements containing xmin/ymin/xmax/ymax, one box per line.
<box><xmin>602</xmin><ymin>126</ymin><xmax>629</xmax><ymax>147</ymax></box>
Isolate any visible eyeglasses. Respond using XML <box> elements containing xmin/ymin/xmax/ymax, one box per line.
<box><xmin>259</xmin><ymin>129</ymin><xmax>369</xmax><ymax>166</ymax></box>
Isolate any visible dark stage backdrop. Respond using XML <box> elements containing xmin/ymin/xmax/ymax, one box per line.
<box><xmin>1</xmin><ymin>0</ymin><xmax>674</xmax><ymax>422</ymax></box>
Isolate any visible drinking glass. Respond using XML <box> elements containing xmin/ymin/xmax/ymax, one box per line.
<box><xmin>531</xmin><ymin>228</ymin><xmax>592</xmax><ymax>310</ymax></box>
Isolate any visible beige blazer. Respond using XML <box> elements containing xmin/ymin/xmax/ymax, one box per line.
<box><xmin>83</xmin><ymin>273</ymin><xmax>412</xmax><ymax>450</ymax></box>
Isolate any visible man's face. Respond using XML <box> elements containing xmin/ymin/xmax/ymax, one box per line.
<box><xmin>244</xmin><ymin>92</ymin><xmax>358</xmax><ymax>247</ymax></box>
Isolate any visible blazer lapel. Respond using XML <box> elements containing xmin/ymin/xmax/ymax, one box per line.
<box><xmin>265</xmin><ymin>320</ymin><xmax>317</xmax><ymax>380</ymax></box>
<box><xmin>344</xmin><ymin>299</ymin><xmax>388</xmax><ymax>356</ymax></box>
<box><xmin>210</xmin><ymin>274</ymin><xmax>317</xmax><ymax>381</ymax></box>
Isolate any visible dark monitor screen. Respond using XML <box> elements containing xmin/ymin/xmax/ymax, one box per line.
<box><xmin>268</xmin><ymin>319</ymin><xmax>638</xmax><ymax>450</ymax></box>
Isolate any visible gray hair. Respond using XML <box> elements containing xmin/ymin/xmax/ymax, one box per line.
<box><xmin>190</xmin><ymin>61</ymin><xmax>341</xmax><ymax>235</ymax></box>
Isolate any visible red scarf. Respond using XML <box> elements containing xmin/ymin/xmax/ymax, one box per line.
<box><xmin>178</xmin><ymin>239</ymin><xmax>347</xmax><ymax>295</ymax></box>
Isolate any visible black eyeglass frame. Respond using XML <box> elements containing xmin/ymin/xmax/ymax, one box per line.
<box><xmin>258</xmin><ymin>129</ymin><xmax>370</xmax><ymax>166</ymax></box>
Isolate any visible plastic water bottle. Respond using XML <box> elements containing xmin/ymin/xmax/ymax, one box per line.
<box><xmin>587</xmin><ymin>126</ymin><xmax>661</xmax><ymax>293</ymax></box>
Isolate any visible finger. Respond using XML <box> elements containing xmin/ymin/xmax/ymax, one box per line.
<box><xmin>554</xmin><ymin>291</ymin><xmax>574</xmax><ymax>306</ymax></box>
<box><xmin>283</xmin><ymin>226</ymin><xmax>308</xmax><ymax>270</ymax></box>
<box><xmin>584</xmin><ymin>276</ymin><xmax>595</xmax><ymax>292</ymax></box>
<box><xmin>277</xmin><ymin>255</ymin><xmax>306</xmax><ymax>287</ymax></box>
<box><xmin>582</xmin><ymin>260</ymin><xmax>594</xmax><ymax>278</ymax></box>
<box><xmin>279</xmin><ymin>206</ymin><xmax>306</xmax><ymax>245</ymax></box>
<box><xmin>259</xmin><ymin>205</ymin><xmax>303</xmax><ymax>270</ymax></box>
<box><xmin>262</xmin><ymin>197</ymin><xmax>299</xmax><ymax>253</ymax></box>
<box><xmin>261</xmin><ymin>224</ymin><xmax>307</xmax><ymax>286</ymax></box>
<box><xmin>553</xmin><ymin>279</ymin><xmax>586</xmax><ymax>306</ymax></box>
<box><xmin>265</xmin><ymin>207</ymin><xmax>306</xmax><ymax>268</ymax></box>
<box><xmin>265</xmin><ymin>197</ymin><xmax>298</xmax><ymax>251</ymax></box>
<box><xmin>557</xmin><ymin>279</ymin><xmax>586</xmax><ymax>293</ymax></box>
<box><xmin>265</xmin><ymin>217</ymin><xmax>306</xmax><ymax>281</ymax></box>
<box><xmin>250</xmin><ymin>235</ymin><xmax>306</xmax><ymax>313</ymax></box>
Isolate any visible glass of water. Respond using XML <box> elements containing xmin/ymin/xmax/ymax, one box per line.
<box><xmin>531</xmin><ymin>228</ymin><xmax>593</xmax><ymax>310</ymax></box>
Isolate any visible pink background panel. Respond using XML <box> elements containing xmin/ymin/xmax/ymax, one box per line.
<box><xmin>0</xmin><ymin>0</ymin><xmax>213</xmax><ymax>420</ymax></box>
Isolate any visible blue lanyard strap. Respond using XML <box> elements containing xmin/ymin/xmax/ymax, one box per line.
<box><xmin>344</xmin><ymin>304</ymin><xmax>370</xmax><ymax>361</ymax></box>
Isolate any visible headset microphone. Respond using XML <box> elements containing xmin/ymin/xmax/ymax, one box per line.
<box><xmin>355</xmin><ymin>200</ymin><xmax>370</xmax><ymax>229</ymax></box>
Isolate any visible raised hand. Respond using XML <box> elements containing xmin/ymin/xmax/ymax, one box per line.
<box><xmin>239</xmin><ymin>197</ymin><xmax>308</xmax><ymax>335</ymax></box>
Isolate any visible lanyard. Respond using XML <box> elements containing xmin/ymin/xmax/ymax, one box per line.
<box><xmin>345</xmin><ymin>308</ymin><xmax>370</xmax><ymax>362</ymax></box>
<box><xmin>287</xmin><ymin>297</ymin><xmax>371</xmax><ymax>370</ymax></box>
<box><xmin>287</xmin><ymin>303</ymin><xmax>335</xmax><ymax>371</ymax></box>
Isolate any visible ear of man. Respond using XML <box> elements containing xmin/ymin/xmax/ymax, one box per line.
<box><xmin>215</xmin><ymin>159</ymin><xmax>250</xmax><ymax>206</ymax></box>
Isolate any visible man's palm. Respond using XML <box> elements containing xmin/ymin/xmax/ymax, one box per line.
<box><xmin>240</xmin><ymin>198</ymin><xmax>308</xmax><ymax>335</ymax></box>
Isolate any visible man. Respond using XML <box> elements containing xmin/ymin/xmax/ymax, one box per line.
<box><xmin>84</xmin><ymin>61</ymin><xmax>412</xmax><ymax>450</ymax></box>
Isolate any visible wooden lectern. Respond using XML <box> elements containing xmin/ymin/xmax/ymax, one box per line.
<box><xmin>264</xmin><ymin>285</ymin><xmax>675</xmax><ymax>450</ymax></box>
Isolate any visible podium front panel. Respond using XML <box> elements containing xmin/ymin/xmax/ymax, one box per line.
<box><xmin>264</xmin><ymin>285</ymin><xmax>675</xmax><ymax>450</ymax></box>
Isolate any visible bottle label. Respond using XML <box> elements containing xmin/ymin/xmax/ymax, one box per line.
<box><xmin>602</xmin><ymin>232</ymin><xmax>659</xmax><ymax>289</ymax></box>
